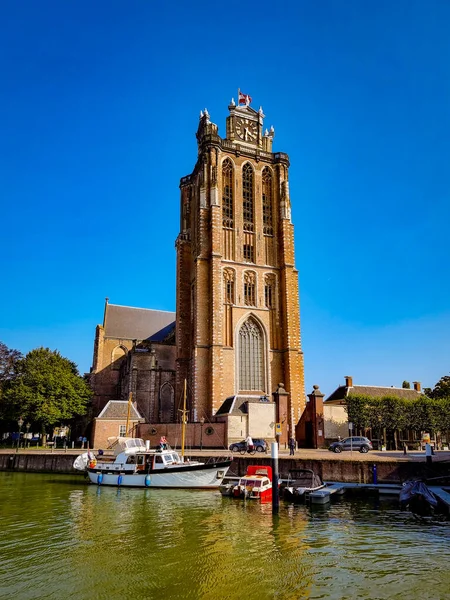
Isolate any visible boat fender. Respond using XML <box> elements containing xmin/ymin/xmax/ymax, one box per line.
<box><xmin>89</xmin><ymin>459</ymin><xmax>97</xmax><ymax>469</ymax></box>
<box><xmin>145</xmin><ymin>474</ymin><xmax>151</xmax><ymax>487</ymax></box>
<box><xmin>118</xmin><ymin>474</ymin><xmax>123</xmax><ymax>486</ymax></box>
<box><xmin>97</xmin><ymin>473</ymin><xmax>103</xmax><ymax>485</ymax></box>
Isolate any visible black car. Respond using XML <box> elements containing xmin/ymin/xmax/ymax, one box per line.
<box><xmin>229</xmin><ymin>439</ymin><xmax>268</xmax><ymax>453</ymax></box>
<box><xmin>329</xmin><ymin>436</ymin><xmax>373</xmax><ymax>453</ymax></box>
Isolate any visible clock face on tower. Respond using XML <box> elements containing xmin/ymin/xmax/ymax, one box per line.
<box><xmin>235</xmin><ymin>118</ymin><xmax>258</xmax><ymax>142</ymax></box>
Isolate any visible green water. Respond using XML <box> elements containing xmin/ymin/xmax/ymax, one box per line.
<box><xmin>1</xmin><ymin>473</ymin><xmax>449</xmax><ymax>600</ymax></box>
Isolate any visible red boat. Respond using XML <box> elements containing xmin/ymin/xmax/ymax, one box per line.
<box><xmin>232</xmin><ymin>465</ymin><xmax>273</xmax><ymax>502</ymax></box>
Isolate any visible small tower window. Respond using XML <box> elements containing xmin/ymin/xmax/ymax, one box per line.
<box><xmin>265</xmin><ymin>274</ymin><xmax>275</xmax><ymax>308</ymax></box>
<box><xmin>262</xmin><ymin>167</ymin><xmax>273</xmax><ymax>235</ymax></box>
<box><xmin>244</xmin><ymin>271</ymin><xmax>256</xmax><ymax>306</ymax></box>
<box><xmin>222</xmin><ymin>158</ymin><xmax>234</xmax><ymax>228</ymax></box>
<box><xmin>223</xmin><ymin>268</ymin><xmax>235</xmax><ymax>304</ymax></box>
<box><xmin>242</xmin><ymin>163</ymin><xmax>254</xmax><ymax>232</ymax></box>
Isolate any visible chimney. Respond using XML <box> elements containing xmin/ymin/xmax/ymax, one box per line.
<box><xmin>413</xmin><ymin>381</ymin><xmax>421</xmax><ymax>392</ymax></box>
<box><xmin>345</xmin><ymin>375</ymin><xmax>353</xmax><ymax>388</ymax></box>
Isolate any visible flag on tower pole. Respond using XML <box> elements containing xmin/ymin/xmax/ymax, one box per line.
<box><xmin>238</xmin><ymin>89</ymin><xmax>252</xmax><ymax>106</ymax></box>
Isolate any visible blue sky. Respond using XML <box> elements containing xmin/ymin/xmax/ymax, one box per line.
<box><xmin>1</xmin><ymin>1</ymin><xmax>449</xmax><ymax>397</ymax></box>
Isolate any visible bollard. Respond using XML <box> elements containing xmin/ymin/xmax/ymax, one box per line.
<box><xmin>271</xmin><ymin>442</ymin><xmax>279</xmax><ymax>514</ymax></box>
<box><xmin>403</xmin><ymin>444</ymin><xmax>407</xmax><ymax>455</ymax></box>
<box><xmin>372</xmin><ymin>464</ymin><xmax>377</xmax><ymax>485</ymax></box>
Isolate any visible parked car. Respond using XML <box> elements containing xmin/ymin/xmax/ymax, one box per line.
<box><xmin>229</xmin><ymin>439</ymin><xmax>268</xmax><ymax>453</ymax></box>
<box><xmin>329</xmin><ymin>436</ymin><xmax>373</xmax><ymax>453</ymax></box>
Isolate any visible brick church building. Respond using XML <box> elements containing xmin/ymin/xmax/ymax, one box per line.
<box><xmin>90</xmin><ymin>94</ymin><xmax>306</xmax><ymax>446</ymax></box>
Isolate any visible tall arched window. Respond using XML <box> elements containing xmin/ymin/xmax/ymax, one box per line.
<box><xmin>239</xmin><ymin>317</ymin><xmax>264</xmax><ymax>391</ymax></box>
<box><xmin>111</xmin><ymin>346</ymin><xmax>127</xmax><ymax>370</ymax></box>
<box><xmin>262</xmin><ymin>167</ymin><xmax>273</xmax><ymax>235</ymax></box>
<box><xmin>243</xmin><ymin>271</ymin><xmax>256</xmax><ymax>306</ymax></box>
<box><xmin>223</xmin><ymin>268</ymin><xmax>235</xmax><ymax>304</ymax></box>
<box><xmin>159</xmin><ymin>382</ymin><xmax>175</xmax><ymax>422</ymax></box>
<box><xmin>222</xmin><ymin>158</ymin><xmax>234</xmax><ymax>228</ymax></box>
<box><xmin>242</xmin><ymin>163</ymin><xmax>254</xmax><ymax>232</ymax></box>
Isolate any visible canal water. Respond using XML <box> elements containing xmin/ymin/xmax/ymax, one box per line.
<box><xmin>1</xmin><ymin>472</ymin><xmax>449</xmax><ymax>600</ymax></box>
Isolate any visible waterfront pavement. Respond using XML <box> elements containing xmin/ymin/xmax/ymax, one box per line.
<box><xmin>1</xmin><ymin>447</ymin><xmax>449</xmax><ymax>463</ymax></box>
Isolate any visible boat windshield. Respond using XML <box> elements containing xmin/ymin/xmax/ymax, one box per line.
<box><xmin>242</xmin><ymin>479</ymin><xmax>261</xmax><ymax>487</ymax></box>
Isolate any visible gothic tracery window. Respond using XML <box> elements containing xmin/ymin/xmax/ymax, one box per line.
<box><xmin>239</xmin><ymin>317</ymin><xmax>264</xmax><ymax>391</ymax></box>
<box><xmin>265</xmin><ymin>274</ymin><xmax>275</xmax><ymax>308</ymax></box>
<box><xmin>223</xmin><ymin>268</ymin><xmax>235</xmax><ymax>304</ymax></box>
<box><xmin>262</xmin><ymin>167</ymin><xmax>273</xmax><ymax>236</ymax></box>
<box><xmin>222</xmin><ymin>158</ymin><xmax>234</xmax><ymax>228</ymax></box>
<box><xmin>243</xmin><ymin>271</ymin><xmax>256</xmax><ymax>306</ymax></box>
<box><xmin>242</xmin><ymin>163</ymin><xmax>254</xmax><ymax>232</ymax></box>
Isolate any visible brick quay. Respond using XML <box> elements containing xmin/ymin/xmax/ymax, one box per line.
<box><xmin>1</xmin><ymin>448</ymin><xmax>449</xmax><ymax>483</ymax></box>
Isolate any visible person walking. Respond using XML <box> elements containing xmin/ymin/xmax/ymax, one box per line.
<box><xmin>288</xmin><ymin>437</ymin><xmax>296</xmax><ymax>456</ymax></box>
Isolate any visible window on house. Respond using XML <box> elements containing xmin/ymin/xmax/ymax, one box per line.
<box><xmin>119</xmin><ymin>425</ymin><xmax>126</xmax><ymax>436</ymax></box>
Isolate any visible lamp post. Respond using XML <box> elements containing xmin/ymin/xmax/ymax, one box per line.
<box><xmin>17</xmin><ymin>417</ymin><xmax>24</xmax><ymax>450</ymax></box>
<box><xmin>25</xmin><ymin>422</ymin><xmax>31</xmax><ymax>448</ymax></box>
<box><xmin>200</xmin><ymin>417</ymin><xmax>205</xmax><ymax>451</ymax></box>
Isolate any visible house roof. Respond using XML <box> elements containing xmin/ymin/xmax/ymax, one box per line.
<box><xmin>216</xmin><ymin>395</ymin><xmax>273</xmax><ymax>416</ymax></box>
<box><xmin>325</xmin><ymin>384</ymin><xmax>421</xmax><ymax>404</ymax></box>
<box><xmin>97</xmin><ymin>400</ymin><xmax>142</xmax><ymax>420</ymax></box>
<box><xmin>104</xmin><ymin>303</ymin><xmax>175</xmax><ymax>342</ymax></box>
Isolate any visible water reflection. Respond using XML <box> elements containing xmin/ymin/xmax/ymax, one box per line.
<box><xmin>1</xmin><ymin>473</ymin><xmax>449</xmax><ymax>600</ymax></box>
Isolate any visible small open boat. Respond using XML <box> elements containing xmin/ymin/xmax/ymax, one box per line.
<box><xmin>282</xmin><ymin>468</ymin><xmax>325</xmax><ymax>502</ymax></box>
<box><xmin>232</xmin><ymin>465</ymin><xmax>273</xmax><ymax>502</ymax></box>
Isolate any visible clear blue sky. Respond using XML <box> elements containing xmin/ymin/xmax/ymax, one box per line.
<box><xmin>1</xmin><ymin>1</ymin><xmax>449</xmax><ymax>397</ymax></box>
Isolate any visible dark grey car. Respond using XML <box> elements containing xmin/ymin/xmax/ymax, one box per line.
<box><xmin>329</xmin><ymin>436</ymin><xmax>373</xmax><ymax>453</ymax></box>
<box><xmin>229</xmin><ymin>439</ymin><xmax>268</xmax><ymax>453</ymax></box>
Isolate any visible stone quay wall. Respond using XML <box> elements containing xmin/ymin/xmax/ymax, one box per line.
<box><xmin>1</xmin><ymin>451</ymin><xmax>448</xmax><ymax>483</ymax></box>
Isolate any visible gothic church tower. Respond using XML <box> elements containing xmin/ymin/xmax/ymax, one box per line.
<box><xmin>176</xmin><ymin>95</ymin><xmax>305</xmax><ymax>435</ymax></box>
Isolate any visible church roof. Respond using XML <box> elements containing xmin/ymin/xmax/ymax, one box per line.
<box><xmin>97</xmin><ymin>400</ymin><xmax>142</xmax><ymax>420</ymax></box>
<box><xmin>104</xmin><ymin>303</ymin><xmax>175</xmax><ymax>342</ymax></box>
<box><xmin>325</xmin><ymin>384</ymin><xmax>421</xmax><ymax>404</ymax></box>
<box><xmin>216</xmin><ymin>395</ymin><xmax>273</xmax><ymax>416</ymax></box>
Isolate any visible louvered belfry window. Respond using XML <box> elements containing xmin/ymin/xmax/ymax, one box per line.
<box><xmin>222</xmin><ymin>158</ymin><xmax>234</xmax><ymax>228</ymax></box>
<box><xmin>242</xmin><ymin>163</ymin><xmax>254</xmax><ymax>232</ymax></box>
<box><xmin>239</xmin><ymin>317</ymin><xmax>264</xmax><ymax>391</ymax></box>
<box><xmin>262</xmin><ymin>167</ymin><xmax>273</xmax><ymax>235</ymax></box>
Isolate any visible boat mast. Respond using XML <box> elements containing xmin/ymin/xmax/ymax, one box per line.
<box><xmin>180</xmin><ymin>379</ymin><xmax>188</xmax><ymax>459</ymax></box>
<box><xmin>125</xmin><ymin>392</ymin><xmax>132</xmax><ymax>436</ymax></box>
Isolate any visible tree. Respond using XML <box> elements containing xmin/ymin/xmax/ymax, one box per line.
<box><xmin>429</xmin><ymin>375</ymin><xmax>450</xmax><ymax>399</ymax></box>
<box><xmin>0</xmin><ymin>341</ymin><xmax>22</xmax><ymax>385</ymax></box>
<box><xmin>402</xmin><ymin>381</ymin><xmax>411</xmax><ymax>389</ymax></box>
<box><xmin>3</xmin><ymin>347</ymin><xmax>91</xmax><ymax>430</ymax></box>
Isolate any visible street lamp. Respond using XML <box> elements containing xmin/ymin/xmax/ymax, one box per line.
<box><xmin>25</xmin><ymin>422</ymin><xmax>31</xmax><ymax>448</ymax></box>
<box><xmin>17</xmin><ymin>417</ymin><xmax>24</xmax><ymax>450</ymax></box>
<box><xmin>200</xmin><ymin>417</ymin><xmax>205</xmax><ymax>451</ymax></box>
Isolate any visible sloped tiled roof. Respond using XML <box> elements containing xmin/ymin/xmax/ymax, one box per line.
<box><xmin>216</xmin><ymin>395</ymin><xmax>273</xmax><ymax>416</ymax></box>
<box><xmin>326</xmin><ymin>384</ymin><xmax>421</xmax><ymax>404</ymax></box>
<box><xmin>97</xmin><ymin>400</ymin><xmax>142</xmax><ymax>419</ymax></box>
<box><xmin>104</xmin><ymin>303</ymin><xmax>175</xmax><ymax>342</ymax></box>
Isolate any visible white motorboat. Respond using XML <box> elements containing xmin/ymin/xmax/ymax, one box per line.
<box><xmin>74</xmin><ymin>437</ymin><xmax>231</xmax><ymax>488</ymax></box>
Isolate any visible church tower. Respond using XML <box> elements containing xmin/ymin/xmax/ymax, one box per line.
<box><xmin>175</xmin><ymin>93</ymin><xmax>305</xmax><ymax>435</ymax></box>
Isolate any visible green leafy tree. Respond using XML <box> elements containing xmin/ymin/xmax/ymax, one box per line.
<box><xmin>402</xmin><ymin>381</ymin><xmax>411</xmax><ymax>389</ymax></box>
<box><xmin>0</xmin><ymin>342</ymin><xmax>22</xmax><ymax>386</ymax></box>
<box><xmin>3</xmin><ymin>347</ymin><xmax>91</xmax><ymax>431</ymax></box>
<box><xmin>429</xmin><ymin>375</ymin><xmax>450</xmax><ymax>399</ymax></box>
